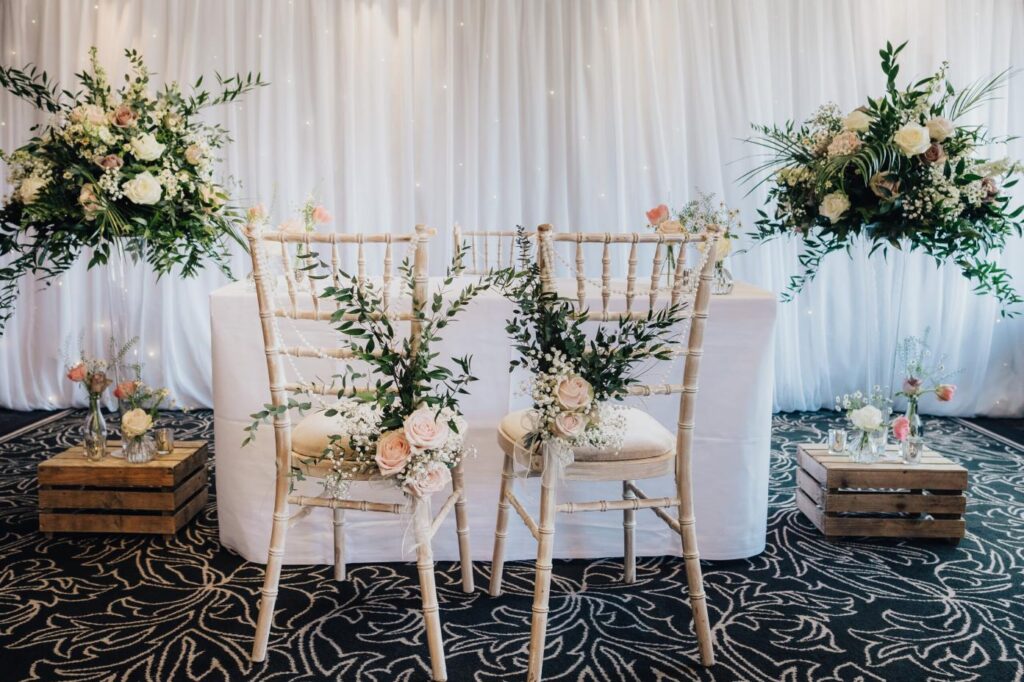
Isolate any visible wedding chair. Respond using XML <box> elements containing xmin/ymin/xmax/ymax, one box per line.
<box><xmin>452</xmin><ymin>223</ymin><xmax>534</xmax><ymax>274</ymax></box>
<box><xmin>245</xmin><ymin>223</ymin><xmax>473</xmax><ymax>681</ymax></box>
<box><xmin>489</xmin><ymin>223</ymin><xmax>720</xmax><ymax>680</ymax></box>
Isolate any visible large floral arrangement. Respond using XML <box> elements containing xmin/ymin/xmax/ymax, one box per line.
<box><xmin>0</xmin><ymin>47</ymin><xmax>266</xmax><ymax>332</ymax></box>
<box><xmin>745</xmin><ymin>42</ymin><xmax>1023</xmax><ymax>314</ymax></box>
<box><xmin>503</xmin><ymin>229</ymin><xmax>689</xmax><ymax>457</ymax></box>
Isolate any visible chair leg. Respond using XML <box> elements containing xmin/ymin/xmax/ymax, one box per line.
<box><xmin>452</xmin><ymin>461</ymin><xmax>474</xmax><ymax>593</ymax></box>
<box><xmin>678</xmin><ymin>487</ymin><xmax>714</xmax><ymax>667</ymax></box>
<box><xmin>251</xmin><ymin>503</ymin><xmax>289</xmax><ymax>662</ymax></box>
<box><xmin>527</xmin><ymin>453</ymin><xmax>557</xmax><ymax>682</ymax></box>
<box><xmin>622</xmin><ymin>480</ymin><xmax>636</xmax><ymax>584</ymax></box>
<box><xmin>414</xmin><ymin>499</ymin><xmax>448</xmax><ymax>681</ymax></box>
<box><xmin>332</xmin><ymin>507</ymin><xmax>346</xmax><ymax>582</ymax></box>
<box><xmin>489</xmin><ymin>451</ymin><xmax>515</xmax><ymax>596</ymax></box>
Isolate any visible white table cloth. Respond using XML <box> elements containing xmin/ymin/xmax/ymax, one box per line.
<box><xmin>211</xmin><ymin>279</ymin><xmax>775</xmax><ymax>564</ymax></box>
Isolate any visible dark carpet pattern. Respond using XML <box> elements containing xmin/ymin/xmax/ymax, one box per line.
<box><xmin>1</xmin><ymin>410</ymin><xmax>1023</xmax><ymax>681</ymax></box>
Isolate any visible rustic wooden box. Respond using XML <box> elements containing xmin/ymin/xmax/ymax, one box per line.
<box><xmin>796</xmin><ymin>443</ymin><xmax>967</xmax><ymax>541</ymax></box>
<box><xmin>38</xmin><ymin>441</ymin><xmax>209</xmax><ymax>537</ymax></box>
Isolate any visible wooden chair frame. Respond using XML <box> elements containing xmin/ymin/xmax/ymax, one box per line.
<box><xmin>489</xmin><ymin>223</ymin><xmax>720</xmax><ymax>680</ymax></box>
<box><xmin>246</xmin><ymin>223</ymin><xmax>473</xmax><ymax>681</ymax></box>
<box><xmin>452</xmin><ymin>223</ymin><xmax>535</xmax><ymax>275</ymax></box>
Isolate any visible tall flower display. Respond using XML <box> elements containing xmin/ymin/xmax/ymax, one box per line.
<box><xmin>744</xmin><ymin>42</ymin><xmax>1023</xmax><ymax>315</ymax></box>
<box><xmin>0</xmin><ymin>48</ymin><xmax>267</xmax><ymax>333</ymax></box>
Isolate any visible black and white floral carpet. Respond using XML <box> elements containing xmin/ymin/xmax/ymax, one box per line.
<box><xmin>1</xmin><ymin>410</ymin><xmax>1022</xmax><ymax>681</ymax></box>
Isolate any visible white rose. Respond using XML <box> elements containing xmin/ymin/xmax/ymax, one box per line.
<box><xmin>842</xmin><ymin>109</ymin><xmax>872</xmax><ymax>132</ymax></box>
<box><xmin>552</xmin><ymin>411</ymin><xmax>588</xmax><ymax>439</ymax></box>
<box><xmin>925</xmin><ymin>116</ymin><xmax>954</xmax><ymax>142</ymax></box>
<box><xmin>893</xmin><ymin>123</ymin><xmax>931</xmax><ymax>156</ymax></box>
<box><xmin>850</xmin><ymin>405</ymin><xmax>883</xmax><ymax>432</ymax></box>
<box><xmin>18</xmin><ymin>176</ymin><xmax>46</xmax><ymax>204</ymax></box>
<box><xmin>97</xmin><ymin>126</ymin><xmax>115</xmax><ymax>145</ymax></box>
<box><xmin>184</xmin><ymin>144</ymin><xmax>204</xmax><ymax>165</ymax></box>
<box><xmin>818</xmin><ymin>191</ymin><xmax>851</xmax><ymax>224</ymax></box>
<box><xmin>130</xmin><ymin>132</ymin><xmax>165</xmax><ymax>161</ymax></box>
<box><xmin>121</xmin><ymin>408</ymin><xmax>153</xmax><ymax>439</ymax></box>
<box><xmin>403</xmin><ymin>408</ymin><xmax>452</xmax><ymax>451</ymax></box>
<box><xmin>123</xmin><ymin>172</ymin><xmax>163</xmax><ymax>205</ymax></box>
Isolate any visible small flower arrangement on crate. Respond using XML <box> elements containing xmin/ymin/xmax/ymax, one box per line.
<box><xmin>891</xmin><ymin>331</ymin><xmax>958</xmax><ymax>461</ymax></box>
<box><xmin>835</xmin><ymin>387</ymin><xmax>892</xmax><ymax>463</ymax></box>
<box><xmin>64</xmin><ymin>337</ymin><xmax>135</xmax><ymax>461</ymax></box>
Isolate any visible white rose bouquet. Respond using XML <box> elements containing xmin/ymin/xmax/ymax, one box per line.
<box><xmin>836</xmin><ymin>387</ymin><xmax>892</xmax><ymax>458</ymax></box>
<box><xmin>0</xmin><ymin>47</ymin><xmax>267</xmax><ymax>333</ymax></box>
<box><xmin>744</xmin><ymin>41</ymin><xmax>1023</xmax><ymax>315</ymax></box>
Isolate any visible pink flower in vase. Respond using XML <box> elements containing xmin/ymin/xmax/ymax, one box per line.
<box><xmin>66</xmin><ymin>363</ymin><xmax>87</xmax><ymax>382</ymax></box>
<box><xmin>935</xmin><ymin>384</ymin><xmax>956</xmax><ymax>402</ymax></box>
<box><xmin>311</xmin><ymin>205</ymin><xmax>332</xmax><ymax>224</ymax></box>
<box><xmin>892</xmin><ymin>415</ymin><xmax>910</xmax><ymax>442</ymax></box>
<box><xmin>646</xmin><ymin>204</ymin><xmax>670</xmax><ymax>226</ymax></box>
<box><xmin>901</xmin><ymin>377</ymin><xmax>922</xmax><ymax>396</ymax></box>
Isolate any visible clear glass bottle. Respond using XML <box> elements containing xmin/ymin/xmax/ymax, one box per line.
<box><xmin>712</xmin><ymin>261</ymin><xmax>734</xmax><ymax>295</ymax></box>
<box><xmin>83</xmin><ymin>394</ymin><xmax>107</xmax><ymax>462</ymax></box>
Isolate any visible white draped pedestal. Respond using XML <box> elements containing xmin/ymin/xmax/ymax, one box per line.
<box><xmin>211</xmin><ymin>279</ymin><xmax>776</xmax><ymax>564</ymax></box>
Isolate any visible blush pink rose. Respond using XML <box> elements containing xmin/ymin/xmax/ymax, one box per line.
<box><xmin>891</xmin><ymin>415</ymin><xmax>910</xmax><ymax>442</ymax></box>
<box><xmin>109</xmin><ymin>104</ymin><xmax>137</xmax><ymax>128</ymax></box>
<box><xmin>935</xmin><ymin>384</ymin><xmax>956</xmax><ymax>402</ymax></box>
<box><xmin>404</xmin><ymin>408</ymin><xmax>451</xmax><ymax>451</ymax></box>
<box><xmin>403</xmin><ymin>463</ymin><xmax>452</xmax><ymax>498</ymax></box>
<box><xmin>66</xmin><ymin>363</ymin><xmax>87</xmax><ymax>382</ymax></box>
<box><xmin>901</xmin><ymin>377</ymin><xmax>922</xmax><ymax>396</ymax></box>
<box><xmin>113</xmin><ymin>380</ymin><xmax>138</xmax><ymax>400</ymax></box>
<box><xmin>552</xmin><ymin>411</ymin><xmax>587</xmax><ymax>439</ymax></box>
<box><xmin>311</xmin><ymin>205</ymin><xmax>332</xmax><ymax>223</ymax></box>
<box><xmin>922</xmin><ymin>142</ymin><xmax>946</xmax><ymax>165</ymax></box>
<box><xmin>646</xmin><ymin>204</ymin><xmax>670</xmax><ymax>226</ymax></box>
<box><xmin>555</xmin><ymin>375</ymin><xmax>593</xmax><ymax>411</ymax></box>
<box><xmin>95</xmin><ymin>154</ymin><xmax>124</xmax><ymax>171</ymax></box>
<box><xmin>375</xmin><ymin>430</ymin><xmax>412</xmax><ymax>477</ymax></box>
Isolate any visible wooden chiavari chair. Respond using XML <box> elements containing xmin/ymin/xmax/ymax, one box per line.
<box><xmin>452</xmin><ymin>224</ymin><xmax>533</xmax><ymax>275</ymax></box>
<box><xmin>489</xmin><ymin>223</ymin><xmax>720</xmax><ymax>681</ymax></box>
<box><xmin>246</xmin><ymin>223</ymin><xmax>472</xmax><ymax>681</ymax></box>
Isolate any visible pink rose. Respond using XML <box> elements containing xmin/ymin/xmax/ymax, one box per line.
<box><xmin>403</xmin><ymin>463</ymin><xmax>452</xmax><ymax>498</ymax></box>
<box><xmin>375</xmin><ymin>430</ymin><xmax>412</xmax><ymax>477</ymax></box>
<box><xmin>404</xmin><ymin>408</ymin><xmax>451</xmax><ymax>451</ymax></box>
<box><xmin>555</xmin><ymin>375</ymin><xmax>593</xmax><ymax>411</ymax></box>
<box><xmin>552</xmin><ymin>411</ymin><xmax>588</xmax><ymax>439</ymax></box>
<box><xmin>95</xmin><ymin>154</ymin><xmax>124</xmax><ymax>171</ymax></box>
<box><xmin>935</xmin><ymin>384</ymin><xmax>956</xmax><ymax>402</ymax></box>
<box><xmin>66</xmin><ymin>363</ymin><xmax>87</xmax><ymax>382</ymax></box>
<box><xmin>922</xmin><ymin>142</ymin><xmax>946</xmax><ymax>165</ymax></box>
<box><xmin>901</xmin><ymin>377</ymin><xmax>922</xmax><ymax>396</ymax></box>
<box><xmin>312</xmin><ymin>205</ymin><xmax>332</xmax><ymax>223</ymax></box>
<box><xmin>892</xmin><ymin>415</ymin><xmax>910</xmax><ymax>442</ymax></box>
<box><xmin>113</xmin><ymin>380</ymin><xmax>137</xmax><ymax>400</ymax></box>
<box><xmin>646</xmin><ymin>204</ymin><xmax>670</xmax><ymax>226</ymax></box>
<box><xmin>109</xmin><ymin>104</ymin><xmax>137</xmax><ymax>128</ymax></box>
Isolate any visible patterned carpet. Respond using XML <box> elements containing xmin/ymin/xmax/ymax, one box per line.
<box><xmin>1</xmin><ymin>410</ymin><xmax>1022</xmax><ymax>681</ymax></box>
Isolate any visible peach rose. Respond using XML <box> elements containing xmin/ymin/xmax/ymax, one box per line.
<box><xmin>403</xmin><ymin>462</ymin><xmax>452</xmax><ymax>498</ymax></box>
<box><xmin>66</xmin><ymin>363</ymin><xmax>87</xmax><ymax>382</ymax></box>
<box><xmin>113</xmin><ymin>380</ymin><xmax>138</xmax><ymax>400</ymax></box>
<box><xmin>312</xmin><ymin>205</ymin><xmax>332</xmax><ymax>223</ymax></box>
<box><xmin>656</xmin><ymin>220</ymin><xmax>684</xmax><ymax>235</ymax></box>
<box><xmin>552</xmin><ymin>411</ymin><xmax>587</xmax><ymax>439</ymax></box>
<box><xmin>375</xmin><ymin>430</ymin><xmax>412</xmax><ymax>477</ymax></box>
<box><xmin>646</xmin><ymin>204</ymin><xmax>670</xmax><ymax>226</ymax></box>
<box><xmin>404</xmin><ymin>408</ymin><xmax>451</xmax><ymax>451</ymax></box>
<box><xmin>892</xmin><ymin>415</ymin><xmax>910</xmax><ymax>442</ymax></box>
<box><xmin>935</xmin><ymin>384</ymin><xmax>956</xmax><ymax>402</ymax></box>
<box><xmin>109</xmin><ymin>104</ymin><xmax>137</xmax><ymax>128</ymax></box>
<box><xmin>555</xmin><ymin>375</ymin><xmax>593</xmax><ymax>411</ymax></box>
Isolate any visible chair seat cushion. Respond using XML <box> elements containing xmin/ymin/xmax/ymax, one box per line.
<box><xmin>497</xmin><ymin>407</ymin><xmax>675</xmax><ymax>461</ymax></box>
<box><xmin>291</xmin><ymin>408</ymin><xmax>351</xmax><ymax>458</ymax></box>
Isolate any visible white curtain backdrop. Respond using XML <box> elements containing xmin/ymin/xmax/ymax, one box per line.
<box><xmin>1</xmin><ymin>0</ymin><xmax>1022</xmax><ymax>415</ymax></box>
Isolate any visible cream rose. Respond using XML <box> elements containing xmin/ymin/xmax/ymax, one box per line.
<box><xmin>18</xmin><ymin>176</ymin><xmax>46</xmax><ymax>204</ymax></box>
<box><xmin>403</xmin><ymin>408</ymin><xmax>452</xmax><ymax>451</ymax></box>
<box><xmin>184</xmin><ymin>144</ymin><xmax>204</xmax><ymax>165</ymax></box>
<box><xmin>123</xmin><ymin>172</ymin><xmax>162</xmax><ymax>205</ymax></box>
<box><xmin>556</xmin><ymin>375</ymin><xmax>593</xmax><ymax>411</ymax></box>
<box><xmin>121</xmin><ymin>408</ymin><xmax>153</xmax><ymax>439</ymax></box>
<box><xmin>850</xmin><ymin>405</ymin><xmax>883</xmax><ymax>432</ymax></box>
<box><xmin>656</xmin><ymin>220</ymin><xmax>684</xmax><ymax>235</ymax></box>
<box><xmin>552</xmin><ymin>411</ymin><xmax>588</xmax><ymax>439</ymax></box>
<box><xmin>842</xmin><ymin>109</ymin><xmax>872</xmax><ymax>132</ymax></box>
<box><xmin>893</xmin><ymin>123</ymin><xmax>931</xmax><ymax>156</ymax></box>
<box><xmin>403</xmin><ymin>462</ymin><xmax>452</xmax><ymax>498</ymax></box>
<box><xmin>926</xmin><ymin>116</ymin><xmax>954</xmax><ymax>142</ymax></box>
<box><xmin>130</xmin><ymin>133</ymin><xmax>165</xmax><ymax>161</ymax></box>
<box><xmin>375</xmin><ymin>430</ymin><xmax>413</xmax><ymax>477</ymax></box>
<box><xmin>818</xmin><ymin>191</ymin><xmax>851</xmax><ymax>224</ymax></box>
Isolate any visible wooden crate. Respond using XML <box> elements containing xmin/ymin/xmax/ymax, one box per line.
<box><xmin>38</xmin><ymin>441</ymin><xmax>209</xmax><ymax>537</ymax></box>
<box><xmin>796</xmin><ymin>443</ymin><xmax>967</xmax><ymax>541</ymax></box>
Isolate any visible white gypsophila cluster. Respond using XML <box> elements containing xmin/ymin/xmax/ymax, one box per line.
<box><xmin>970</xmin><ymin>158</ymin><xmax>1018</xmax><ymax>178</ymax></box>
<box><xmin>835</xmin><ymin>385</ymin><xmax>891</xmax><ymax>422</ymax></box>
<box><xmin>902</xmin><ymin>163</ymin><xmax>965</xmax><ymax>222</ymax></box>
<box><xmin>800</xmin><ymin>103</ymin><xmax>843</xmax><ymax>156</ymax></box>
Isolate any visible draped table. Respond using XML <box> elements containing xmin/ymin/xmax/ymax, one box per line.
<box><xmin>211</xmin><ymin>279</ymin><xmax>775</xmax><ymax>563</ymax></box>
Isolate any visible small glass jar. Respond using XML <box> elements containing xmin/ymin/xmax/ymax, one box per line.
<box><xmin>827</xmin><ymin>428</ymin><xmax>848</xmax><ymax>455</ymax></box>
<box><xmin>712</xmin><ymin>261</ymin><xmax>734</xmax><ymax>295</ymax></box>
<box><xmin>123</xmin><ymin>434</ymin><xmax>157</xmax><ymax>464</ymax></box>
<box><xmin>849</xmin><ymin>429</ymin><xmax>881</xmax><ymax>463</ymax></box>
<box><xmin>903</xmin><ymin>436</ymin><xmax>925</xmax><ymax>465</ymax></box>
<box><xmin>154</xmin><ymin>428</ymin><xmax>175</xmax><ymax>456</ymax></box>
<box><xmin>868</xmin><ymin>428</ymin><xmax>888</xmax><ymax>460</ymax></box>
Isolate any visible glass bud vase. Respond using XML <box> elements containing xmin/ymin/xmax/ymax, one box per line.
<box><xmin>849</xmin><ymin>429</ymin><xmax>880</xmax><ymax>463</ymax></box>
<box><xmin>712</xmin><ymin>261</ymin><xmax>734</xmax><ymax>295</ymax></box>
<box><xmin>900</xmin><ymin>397</ymin><xmax>925</xmax><ymax>461</ymax></box>
<box><xmin>123</xmin><ymin>434</ymin><xmax>156</xmax><ymax>464</ymax></box>
<box><xmin>83</xmin><ymin>395</ymin><xmax>107</xmax><ymax>462</ymax></box>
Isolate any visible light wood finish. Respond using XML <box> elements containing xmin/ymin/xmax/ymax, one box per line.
<box><xmin>246</xmin><ymin>222</ymin><xmax>469</xmax><ymax>679</ymax></box>
<box><xmin>490</xmin><ymin>224</ymin><xmax>721</xmax><ymax>679</ymax></box>
<box><xmin>453</xmin><ymin>224</ymin><xmax>535</xmax><ymax>275</ymax></box>
<box><xmin>795</xmin><ymin>443</ymin><xmax>968</xmax><ymax>540</ymax></box>
<box><xmin>38</xmin><ymin>441</ymin><xmax>208</xmax><ymax>536</ymax></box>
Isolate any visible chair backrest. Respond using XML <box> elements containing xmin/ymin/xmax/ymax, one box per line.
<box><xmin>453</xmin><ymin>224</ymin><xmax>534</xmax><ymax>274</ymax></box>
<box><xmin>246</xmin><ymin>223</ymin><xmax>432</xmax><ymax>415</ymax></box>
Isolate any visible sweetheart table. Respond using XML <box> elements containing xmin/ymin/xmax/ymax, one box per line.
<box><xmin>211</xmin><ymin>278</ymin><xmax>775</xmax><ymax>563</ymax></box>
